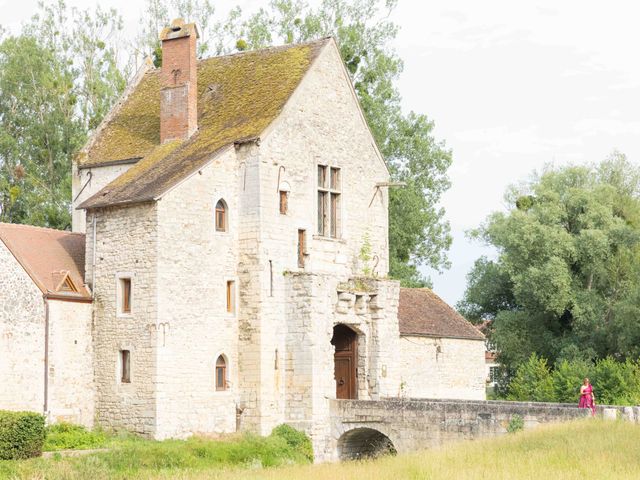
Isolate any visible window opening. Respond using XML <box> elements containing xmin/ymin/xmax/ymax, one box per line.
<box><xmin>317</xmin><ymin>165</ymin><xmax>341</xmax><ymax>237</ymax></box>
<box><xmin>215</xmin><ymin>200</ymin><xmax>227</xmax><ymax>232</ymax></box>
<box><xmin>216</xmin><ymin>355</ymin><xmax>227</xmax><ymax>391</ymax></box>
<box><xmin>298</xmin><ymin>229</ymin><xmax>306</xmax><ymax>268</ymax></box>
<box><xmin>121</xmin><ymin>278</ymin><xmax>131</xmax><ymax>314</ymax></box>
<box><xmin>226</xmin><ymin>281</ymin><xmax>235</xmax><ymax>313</ymax></box>
<box><xmin>120</xmin><ymin>350</ymin><xmax>131</xmax><ymax>383</ymax></box>
<box><xmin>279</xmin><ymin>190</ymin><xmax>288</xmax><ymax>215</ymax></box>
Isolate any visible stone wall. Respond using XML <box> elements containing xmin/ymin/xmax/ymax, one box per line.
<box><xmin>235</xmin><ymin>37</ymin><xmax>391</xmax><ymax>438</ymax></box>
<box><xmin>331</xmin><ymin>398</ymin><xmax>594</xmax><ymax>460</ymax></box>
<box><xmin>88</xmin><ymin>204</ymin><xmax>158</xmax><ymax>435</ymax></box>
<box><xmin>154</xmin><ymin>146</ymin><xmax>239</xmax><ymax>439</ymax></box>
<box><xmin>0</xmin><ymin>241</ymin><xmax>45</xmax><ymax>413</ymax></box>
<box><xmin>398</xmin><ymin>336</ymin><xmax>486</xmax><ymax>400</ymax></box>
<box><xmin>47</xmin><ymin>299</ymin><xmax>94</xmax><ymax>427</ymax></box>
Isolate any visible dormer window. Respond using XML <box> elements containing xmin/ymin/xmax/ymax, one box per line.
<box><xmin>56</xmin><ymin>273</ymin><xmax>78</xmax><ymax>293</ymax></box>
<box><xmin>215</xmin><ymin>199</ymin><xmax>227</xmax><ymax>232</ymax></box>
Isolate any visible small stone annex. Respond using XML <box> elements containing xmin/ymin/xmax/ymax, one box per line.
<box><xmin>0</xmin><ymin>19</ymin><xmax>485</xmax><ymax>460</ymax></box>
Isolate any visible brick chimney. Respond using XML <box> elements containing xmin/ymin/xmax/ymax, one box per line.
<box><xmin>159</xmin><ymin>19</ymin><xmax>199</xmax><ymax>143</ymax></box>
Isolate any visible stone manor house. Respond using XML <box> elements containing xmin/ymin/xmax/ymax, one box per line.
<box><xmin>0</xmin><ymin>20</ymin><xmax>485</xmax><ymax>459</ymax></box>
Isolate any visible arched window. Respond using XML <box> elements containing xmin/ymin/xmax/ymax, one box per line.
<box><xmin>215</xmin><ymin>355</ymin><xmax>227</xmax><ymax>391</ymax></box>
<box><xmin>215</xmin><ymin>199</ymin><xmax>227</xmax><ymax>232</ymax></box>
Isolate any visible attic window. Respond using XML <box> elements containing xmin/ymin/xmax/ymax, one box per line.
<box><xmin>58</xmin><ymin>275</ymin><xmax>78</xmax><ymax>293</ymax></box>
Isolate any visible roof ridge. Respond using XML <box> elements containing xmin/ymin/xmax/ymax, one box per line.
<box><xmin>0</xmin><ymin>222</ymin><xmax>84</xmax><ymax>236</ymax></box>
<box><xmin>194</xmin><ymin>36</ymin><xmax>333</xmax><ymax>63</ymax></box>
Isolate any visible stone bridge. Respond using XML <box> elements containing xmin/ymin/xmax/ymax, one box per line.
<box><xmin>328</xmin><ymin>398</ymin><xmax>639</xmax><ymax>460</ymax></box>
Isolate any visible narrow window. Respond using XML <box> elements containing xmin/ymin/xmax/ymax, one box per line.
<box><xmin>279</xmin><ymin>191</ymin><xmax>288</xmax><ymax>215</ymax></box>
<box><xmin>120</xmin><ymin>350</ymin><xmax>131</xmax><ymax>383</ymax></box>
<box><xmin>317</xmin><ymin>165</ymin><xmax>327</xmax><ymax>235</ymax></box>
<box><xmin>298</xmin><ymin>229</ymin><xmax>306</xmax><ymax>268</ymax></box>
<box><xmin>215</xmin><ymin>199</ymin><xmax>227</xmax><ymax>232</ymax></box>
<box><xmin>121</xmin><ymin>278</ymin><xmax>131</xmax><ymax>314</ymax></box>
<box><xmin>317</xmin><ymin>165</ymin><xmax>341</xmax><ymax>237</ymax></box>
<box><xmin>226</xmin><ymin>281</ymin><xmax>235</xmax><ymax>313</ymax></box>
<box><xmin>216</xmin><ymin>355</ymin><xmax>227</xmax><ymax>391</ymax></box>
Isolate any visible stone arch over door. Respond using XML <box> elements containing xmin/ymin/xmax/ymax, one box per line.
<box><xmin>331</xmin><ymin>324</ymin><xmax>358</xmax><ymax>399</ymax></box>
<box><xmin>337</xmin><ymin>427</ymin><xmax>397</xmax><ymax>460</ymax></box>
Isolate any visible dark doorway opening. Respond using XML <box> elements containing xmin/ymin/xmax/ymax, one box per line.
<box><xmin>331</xmin><ymin>324</ymin><xmax>358</xmax><ymax>399</ymax></box>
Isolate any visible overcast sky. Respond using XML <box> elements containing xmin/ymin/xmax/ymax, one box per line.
<box><xmin>3</xmin><ymin>1</ymin><xmax>639</xmax><ymax>305</ymax></box>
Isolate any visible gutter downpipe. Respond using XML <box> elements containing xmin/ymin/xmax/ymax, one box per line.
<box><xmin>43</xmin><ymin>296</ymin><xmax>49</xmax><ymax>420</ymax></box>
<box><xmin>92</xmin><ymin>212</ymin><xmax>97</xmax><ymax>297</ymax></box>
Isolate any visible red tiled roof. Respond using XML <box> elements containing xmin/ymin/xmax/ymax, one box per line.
<box><xmin>398</xmin><ymin>288</ymin><xmax>484</xmax><ymax>340</ymax></box>
<box><xmin>0</xmin><ymin>223</ymin><xmax>91</xmax><ymax>300</ymax></box>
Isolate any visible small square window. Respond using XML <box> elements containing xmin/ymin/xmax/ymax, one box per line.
<box><xmin>120</xmin><ymin>350</ymin><xmax>131</xmax><ymax>383</ymax></box>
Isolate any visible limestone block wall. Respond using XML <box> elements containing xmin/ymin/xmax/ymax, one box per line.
<box><xmin>72</xmin><ymin>162</ymin><xmax>136</xmax><ymax>233</ymax></box>
<box><xmin>47</xmin><ymin>299</ymin><xmax>94</xmax><ymax>427</ymax></box>
<box><xmin>284</xmin><ymin>274</ymin><xmax>402</xmax><ymax>461</ymax></box>
<box><xmin>235</xmin><ymin>141</ymin><xmax>271</xmax><ymax>434</ymax></box>
<box><xmin>260</xmin><ymin>40</ymin><xmax>390</xmax><ymax>281</ymax></box>
<box><xmin>244</xmin><ymin>37</ymin><xmax>390</xmax><ymax>437</ymax></box>
<box><xmin>331</xmin><ymin>398</ymin><xmax>593</xmax><ymax>460</ymax></box>
<box><xmin>88</xmin><ymin>204</ymin><xmax>158</xmax><ymax>435</ymax></box>
<box><xmin>154</xmin><ymin>147</ymin><xmax>239</xmax><ymax>439</ymax></box>
<box><xmin>0</xmin><ymin>242</ymin><xmax>45</xmax><ymax>413</ymax></box>
<box><xmin>398</xmin><ymin>336</ymin><xmax>486</xmax><ymax>400</ymax></box>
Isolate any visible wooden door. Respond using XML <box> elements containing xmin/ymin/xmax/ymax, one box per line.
<box><xmin>331</xmin><ymin>324</ymin><xmax>357</xmax><ymax>399</ymax></box>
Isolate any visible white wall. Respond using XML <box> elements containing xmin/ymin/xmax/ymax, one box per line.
<box><xmin>399</xmin><ymin>336</ymin><xmax>486</xmax><ymax>400</ymax></box>
<box><xmin>154</xmin><ymin>147</ymin><xmax>240</xmax><ymax>439</ymax></box>
<box><xmin>47</xmin><ymin>299</ymin><xmax>94</xmax><ymax>427</ymax></box>
<box><xmin>72</xmin><ymin>162</ymin><xmax>136</xmax><ymax>233</ymax></box>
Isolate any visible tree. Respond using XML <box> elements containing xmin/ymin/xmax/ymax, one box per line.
<box><xmin>459</xmin><ymin>153</ymin><xmax>640</xmax><ymax>370</ymax></box>
<box><xmin>136</xmin><ymin>0</ymin><xmax>453</xmax><ymax>286</ymax></box>
<box><xmin>0</xmin><ymin>1</ymin><xmax>125</xmax><ymax>228</ymax></box>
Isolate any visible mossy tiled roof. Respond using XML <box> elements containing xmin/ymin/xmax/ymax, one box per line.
<box><xmin>80</xmin><ymin>38</ymin><xmax>329</xmax><ymax>209</ymax></box>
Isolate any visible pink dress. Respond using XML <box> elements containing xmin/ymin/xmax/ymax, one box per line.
<box><xmin>578</xmin><ymin>384</ymin><xmax>596</xmax><ymax>415</ymax></box>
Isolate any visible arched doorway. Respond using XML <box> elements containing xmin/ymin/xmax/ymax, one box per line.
<box><xmin>331</xmin><ymin>324</ymin><xmax>358</xmax><ymax>399</ymax></box>
<box><xmin>337</xmin><ymin>427</ymin><xmax>397</xmax><ymax>460</ymax></box>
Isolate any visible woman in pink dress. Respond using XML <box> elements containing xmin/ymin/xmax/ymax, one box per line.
<box><xmin>578</xmin><ymin>377</ymin><xmax>596</xmax><ymax>416</ymax></box>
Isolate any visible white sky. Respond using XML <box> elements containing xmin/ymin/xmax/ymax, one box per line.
<box><xmin>3</xmin><ymin>0</ymin><xmax>639</xmax><ymax>305</ymax></box>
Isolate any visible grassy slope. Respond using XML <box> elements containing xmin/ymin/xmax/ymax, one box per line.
<box><xmin>1</xmin><ymin>420</ymin><xmax>639</xmax><ymax>479</ymax></box>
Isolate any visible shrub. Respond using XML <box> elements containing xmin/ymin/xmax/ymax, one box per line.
<box><xmin>507</xmin><ymin>415</ymin><xmax>524</xmax><ymax>433</ymax></box>
<box><xmin>506</xmin><ymin>354</ymin><xmax>554</xmax><ymax>402</ymax></box>
<box><xmin>591</xmin><ymin>358</ymin><xmax>640</xmax><ymax>405</ymax></box>
<box><xmin>270</xmin><ymin>424</ymin><xmax>314</xmax><ymax>462</ymax></box>
<box><xmin>44</xmin><ymin>422</ymin><xmax>108</xmax><ymax>451</ymax></box>
<box><xmin>552</xmin><ymin>359</ymin><xmax>593</xmax><ymax>403</ymax></box>
<box><xmin>0</xmin><ymin>410</ymin><xmax>45</xmax><ymax>460</ymax></box>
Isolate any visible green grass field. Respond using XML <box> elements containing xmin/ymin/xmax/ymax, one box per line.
<box><xmin>1</xmin><ymin>419</ymin><xmax>638</xmax><ymax>479</ymax></box>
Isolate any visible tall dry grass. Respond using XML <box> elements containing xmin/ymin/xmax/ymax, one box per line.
<box><xmin>2</xmin><ymin>419</ymin><xmax>638</xmax><ymax>479</ymax></box>
<box><xmin>185</xmin><ymin>419</ymin><xmax>640</xmax><ymax>480</ymax></box>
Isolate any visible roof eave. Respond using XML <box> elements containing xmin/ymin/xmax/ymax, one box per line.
<box><xmin>400</xmin><ymin>332</ymin><xmax>485</xmax><ymax>341</ymax></box>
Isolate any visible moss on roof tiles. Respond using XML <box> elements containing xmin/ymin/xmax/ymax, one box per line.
<box><xmin>84</xmin><ymin>72</ymin><xmax>161</xmax><ymax>165</ymax></box>
<box><xmin>80</xmin><ymin>39</ymin><xmax>329</xmax><ymax>209</ymax></box>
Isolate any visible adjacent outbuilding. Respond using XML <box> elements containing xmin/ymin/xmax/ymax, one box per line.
<box><xmin>397</xmin><ymin>288</ymin><xmax>486</xmax><ymax>399</ymax></box>
<box><xmin>0</xmin><ymin>223</ymin><xmax>94</xmax><ymax>426</ymax></box>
